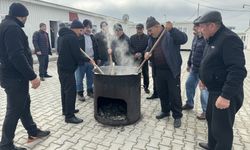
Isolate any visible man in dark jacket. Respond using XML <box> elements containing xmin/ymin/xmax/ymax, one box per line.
<box><xmin>95</xmin><ymin>21</ymin><xmax>110</xmax><ymax>66</ymax></box>
<box><xmin>196</xmin><ymin>11</ymin><xmax>247</xmax><ymax>150</ymax></box>
<box><xmin>32</xmin><ymin>23</ymin><xmax>52</xmax><ymax>81</ymax></box>
<box><xmin>75</xmin><ymin>19</ymin><xmax>100</xmax><ymax>101</ymax></box>
<box><xmin>0</xmin><ymin>3</ymin><xmax>50</xmax><ymax>150</ymax></box>
<box><xmin>144</xmin><ymin>16</ymin><xmax>187</xmax><ymax>128</ymax></box>
<box><xmin>130</xmin><ymin>23</ymin><xmax>150</xmax><ymax>93</ymax></box>
<box><xmin>182</xmin><ymin>19</ymin><xmax>208</xmax><ymax>120</ymax></box>
<box><xmin>57</xmin><ymin>20</ymin><xmax>87</xmax><ymax>124</ymax></box>
<box><xmin>109</xmin><ymin>23</ymin><xmax>132</xmax><ymax>66</ymax></box>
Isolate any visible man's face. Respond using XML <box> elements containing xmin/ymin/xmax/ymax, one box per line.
<box><xmin>136</xmin><ymin>28</ymin><xmax>144</xmax><ymax>35</ymax></box>
<box><xmin>18</xmin><ymin>16</ymin><xmax>27</xmax><ymax>24</ymax></box>
<box><xmin>40</xmin><ymin>25</ymin><xmax>46</xmax><ymax>32</ymax></box>
<box><xmin>101</xmin><ymin>23</ymin><xmax>108</xmax><ymax>32</ymax></box>
<box><xmin>114</xmin><ymin>30</ymin><xmax>123</xmax><ymax>38</ymax></box>
<box><xmin>199</xmin><ymin>23</ymin><xmax>213</xmax><ymax>39</ymax></box>
<box><xmin>85</xmin><ymin>26</ymin><xmax>92</xmax><ymax>35</ymax></box>
<box><xmin>73</xmin><ymin>28</ymin><xmax>84</xmax><ymax>37</ymax></box>
<box><xmin>147</xmin><ymin>26</ymin><xmax>159</xmax><ymax>38</ymax></box>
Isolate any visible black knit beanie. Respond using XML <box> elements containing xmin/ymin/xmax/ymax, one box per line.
<box><xmin>9</xmin><ymin>3</ymin><xmax>29</xmax><ymax>17</ymax></box>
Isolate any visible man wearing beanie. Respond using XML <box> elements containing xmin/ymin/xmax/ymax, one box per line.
<box><xmin>144</xmin><ymin>16</ymin><xmax>187</xmax><ymax>128</ymax></box>
<box><xmin>74</xmin><ymin>19</ymin><xmax>100</xmax><ymax>101</ymax></box>
<box><xmin>0</xmin><ymin>3</ymin><xmax>50</xmax><ymax>150</ymax></box>
<box><xmin>57</xmin><ymin>19</ymin><xmax>87</xmax><ymax>124</ymax></box>
<box><xmin>32</xmin><ymin>23</ymin><xmax>53</xmax><ymax>81</ymax></box>
<box><xmin>196</xmin><ymin>11</ymin><xmax>247</xmax><ymax>150</ymax></box>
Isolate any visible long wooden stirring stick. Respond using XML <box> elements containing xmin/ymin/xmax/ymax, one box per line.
<box><xmin>80</xmin><ymin>48</ymin><xmax>104</xmax><ymax>74</ymax></box>
<box><xmin>137</xmin><ymin>29</ymin><xmax>166</xmax><ymax>72</ymax></box>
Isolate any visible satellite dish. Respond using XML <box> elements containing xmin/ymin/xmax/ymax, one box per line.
<box><xmin>122</xmin><ymin>14</ymin><xmax>129</xmax><ymax>23</ymax></box>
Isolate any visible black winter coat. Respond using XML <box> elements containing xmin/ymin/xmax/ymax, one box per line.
<box><xmin>32</xmin><ymin>30</ymin><xmax>52</xmax><ymax>55</ymax></box>
<box><xmin>200</xmin><ymin>24</ymin><xmax>247</xmax><ymax>101</ymax></box>
<box><xmin>57</xmin><ymin>28</ymin><xmax>85</xmax><ymax>73</ymax></box>
<box><xmin>0</xmin><ymin>15</ymin><xmax>36</xmax><ymax>81</ymax></box>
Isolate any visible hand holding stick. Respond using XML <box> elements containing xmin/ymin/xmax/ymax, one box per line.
<box><xmin>137</xmin><ymin>29</ymin><xmax>166</xmax><ymax>72</ymax></box>
<box><xmin>80</xmin><ymin>48</ymin><xmax>104</xmax><ymax>74</ymax></box>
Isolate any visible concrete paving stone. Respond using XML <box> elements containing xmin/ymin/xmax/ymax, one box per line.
<box><xmin>96</xmin><ymin>144</ymin><xmax>110</xmax><ymax>150</ymax></box>
<box><xmin>126</xmin><ymin>134</ymin><xmax>139</xmax><ymax>143</ymax></box>
<box><xmin>138</xmin><ymin>132</ymin><xmax>151</xmax><ymax>141</ymax></box>
<box><xmin>55</xmin><ymin>141</ymin><xmax>75</xmax><ymax>150</ymax></box>
<box><xmin>145</xmin><ymin>146</ymin><xmax>159</xmax><ymax>150</ymax></box>
<box><xmin>133</xmin><ymin>139</ymin><xmax>148</xmax><ymax>149</ymax></box>
<box><xmin>46</xmin><ymin>143</ymin><xmax>61</xmax><ymax>150</ymax></box>
<box><xmin>67</xmin><ymin>133</ymin><xmax>84</xmax><ymax>144</ymax></box>
<box><xmin>182</xmin><ymin>142</ymin><xmax>196</xmax><ymax>150</ymax></box>
<box><xmin>54</xmin><ymin>134</ymin><xmax>72</xmax><ymax>145</ymax></box>
<box><xmin>85</xmin><ymin>142</ymin><xmax>98</xmax><ymax>149</ymax></box>
<box><xmin>39</xmin><ymin>136</ymin><xmax>58</xmax><ymax>147</ymax></box>
<box><xmin>171</xmin><ymin>138</ymin><xmax>184</xmax><ymax>146</ymax></box>
<box><xmin>52</xmin><ymin>128</ymin><xmax>69</xmax><ymax>138</ymax></box>
<box><xmin>71</xmin><ymin>139</ymin><xmax>89</xmax><ymax>150</ymax></box>
<box><xmin>109</xmin><ymin>143</ymin><xmax>123</xmax><ymax>150</ymax></box>
<box><xmin>160</xmin><ymin>137</ymin><xmax>172</xmax><ymax>146</ymax></box>
<box><xmin>159</xmin><ymin>144</ymin><xmax>171</xmax><ymax>150</ymax></box>
<box><xmin>100</xmin><ymin>136</ymin><xmax>116</xmax><ymax>147</ymax></box>
<box><xmin>147</xmin><ymin>138</ymin><xmax>161</xmax><ymax>148</ymax></box>
<box><xmin>119</xmin><ymin>141</ymin><xmax>136</xmax><ymax>150</ymax></box>
<box><xmin>171</xmin><ymin>144</ymin><xmax>183</xmax><ymax>150</ymax></box>
<box><xmin>113</xmin><ymin>134</ymin><xmax>127</xmax><ymax>145</ymax></box>
<box><xmin>232</xmin><ymin>144</ymin><xmax>244</xmax><ymax>150</ymax></box>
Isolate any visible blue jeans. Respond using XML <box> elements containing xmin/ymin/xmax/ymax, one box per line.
<box><xmin>75</xmin><ymin>62</ymin><xmax>94</xmax><ymax>92</ymax></box>
<box><xmin>185</xmin><ymin>70</ymin><xmax>208</xmax><ymax>112</ymax></box>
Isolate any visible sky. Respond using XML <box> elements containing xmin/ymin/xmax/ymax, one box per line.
<box><xmin>42</xmin><ymin>0</ymin><xmax>250</xmax><ymax>31</ymax></box>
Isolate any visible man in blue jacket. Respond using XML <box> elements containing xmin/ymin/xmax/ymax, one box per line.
<box><xmin>144</xmin><ymin>16</ymin><xmax>187</xmax><ymax>128</ymax></box>
<box><xmin>32</xmin><ymin>23</ymin><xmax>52</xmax><ymax>81</ymax></box>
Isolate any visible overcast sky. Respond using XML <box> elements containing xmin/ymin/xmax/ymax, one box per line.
<box><xmin>43</xmin><ymin>0</ymin><xmax>250</xmax><ymax>31</ymax></box>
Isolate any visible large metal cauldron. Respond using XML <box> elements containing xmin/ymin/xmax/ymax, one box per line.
<box><xmin>94</xmin><ymin>66</ymin><xmax>141</xmax><ymax>126</ymax></box>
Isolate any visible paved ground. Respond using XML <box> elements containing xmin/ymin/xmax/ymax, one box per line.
<box><xmin>0</xmin><ymin>51</ymin><xmax>249</xmax><ymax>150</ymax></box>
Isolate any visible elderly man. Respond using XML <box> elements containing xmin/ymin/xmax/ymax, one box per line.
<box><xmin>0</xmin><ymin>3</ymin><xmax>50</xmax><ymax>150</ymax></box>
<box><xmin>196</xmin><ymin>11</ymin><xmax>247</xmax><ymax>150</ymax></box>
<box><xmin>144</xmin><ymin>16</ymin><xmax>187</xmax><ymax>128</ymax></box>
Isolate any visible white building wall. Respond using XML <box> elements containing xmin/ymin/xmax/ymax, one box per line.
<box><xmin>173</xmin><ymin>21</ymin><xmax>194</xmax><ymax>50</ymax></box>
<box><xmin>245</xmin><ymin>27</ymin><xmax>250</xmax><ymax>51</ymax></box>
<box><xmin>0</xmin><ymin>0</ymin><xmax>136</xmax><ymax>50</ymax></box>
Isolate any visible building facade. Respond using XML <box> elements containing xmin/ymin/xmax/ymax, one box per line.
<box><xmin>0</xmin><ymin>0</ymin><xmax>136</xmax><ymax>50</ymax></box>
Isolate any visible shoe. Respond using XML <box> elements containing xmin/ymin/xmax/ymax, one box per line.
<box><xmin>0</xmin><ymin>145</ymin><xmax>27</xmax><ymax>150</ymax></box>
<box><xmin>182</xmin><ymin>103</ymin><xmax>193</xmax><ymax>110</ymax></box>
<box><xmin>156</xmin><ymin>112</ymin><xmax>170</xmax><ymax>119</ymax></box>
<box><xmin>65</xmin><ymin>116</ymin><xmax>83</xmax><ymax>124</ymax></box>
<box><xmin>146</xmin><ymin>94</ymin><xmax>159</xmax><ymax>99</ymax></box>
<box><xmin>87</xmin><ymin>92</ymin><xmax>94</xmax><ymax>98</ymax></box>
<box><xmin>62</xmin><ymin>109</ymin><xmax>79</xmax><ymax>115</ymax></box>
<box><xmin>44</xmin><ymin>74</ymin><xmax>52</xmax><ymax>78</ymax></box>
<box><xmin>197</xmin><ymin>112</ymin><xmax>206</xmax><ymax>120</ymax></box>
<box><xmin>40</xmin><ymin>77</ymin><xmax>45</xmax><ymax>81</ymax></box>
<box><xmin>199</xmin><ymin>142</ymin><xmax>209</xmax><ymax>150</ymax></box>
<box><xmin>174</xmin><ymin>118</ymin><xmax>181</xmax><ymax>128</ymax></box>
<box><xmin>144</xmin><ymin>88</ymin><xmax>150</xmax><ymax>94</ymax></box>
<box><xmin>78</xmin><ymin>95</ymin><xmax>85</xmax><ymax>101</ymax></box>
<box><xmin>27</xmin><ymin>129</ymin><xmax>50</xmax><ymax>143</ymax></box>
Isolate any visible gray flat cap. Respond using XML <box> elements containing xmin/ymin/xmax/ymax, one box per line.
<box><xmin>194</xmin><ymin>11</ymin><xmax>222</xmax><ymax>24</ymax></box>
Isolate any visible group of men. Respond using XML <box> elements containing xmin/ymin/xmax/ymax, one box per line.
<box><xmin>0</xmin><ymin>2</ymin><xmax>247</xmax><ymax>150</ymax></box>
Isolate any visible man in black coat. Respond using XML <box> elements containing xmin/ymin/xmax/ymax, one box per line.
<box><xmin>0</xmin><ymin>3</ymin><xmax>50</xmax><ymax>150</ymax></box>
<box><xmin>130</xmin><ymin>23</ymin><xmax>150</xmax><ymax>94</ymax></box>
<box><xmin>196</xmin><ymin>11</ymin><xmax>247</xmax><ymax>150</ymax></box>
<box><xmin>144</xmin><ymin>17</ymin><xmax>187</xmax><ymax>128</ymax></box>
<box><xmin>57</xmin><ymin>20</ymin><xmax>88</xmax><ymax>124</ymax></box>
<box><xmin>32</xmin><ymin>23</ymin><xmax>52</xmax><ymax>81</ymax></box>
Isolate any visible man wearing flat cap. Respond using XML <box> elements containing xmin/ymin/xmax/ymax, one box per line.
<box><xmin>130</xmin><ymin>23</ymin><xmax>150</xmax><ymax>94</ymax></box>
<box><xmin>0</xmin><ymin>3</ymin><xmax>50</xmax><ymax>150</ymax></box>
<box><xmin>57</xmin><ymin>19</ymin><xmax>87</xmax><ymax>124</ymax></box>
<box><xmin>196</xmin><ymin>11</ymin><xmax>247</xmax><ymax>150</ymax></box>
<box><xmin>144</xmin><ymin>16</ymin><xmax>187</xmax><ymax>128</ymax></box>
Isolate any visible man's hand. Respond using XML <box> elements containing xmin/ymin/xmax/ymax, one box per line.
<box><xmin>215</xmin><ymin>96</ymin><xmax>230</xmax><ymax>109</ymax></box>
<box><xmin>144</xmin><ymin>52</ymin><xmax>152</xmax><ymax>60</ymax></box>
<box><xmin>31</xmin><ymin>77</ymin><xmax>40</xmax><ymax>89</ymax></box>
<box><xmin>89</xmin><ymin>59</ymin><xmax>96</xmax><ymax>66</ymax></box>
<box><xmin>198</xmin><ymin>80</ymin><xmax>206</xmax><ymax>90</ymax></box>
<box><xmin>108</xmin><ymin>48</ymin><xmax>112</xmax><ymax>55</ymax></box>
<box><xmin>36</xmin><ymin>51</ymin><xmax>42</xmax><ymax>55</ymax></box>
<box><xmin>134</xmin><ymin>52</ymin><xmax>142</xmax><ymax>59</ymax></box>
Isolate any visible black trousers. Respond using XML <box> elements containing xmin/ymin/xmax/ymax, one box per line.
<box><xmin>155</xmin><ymin>68</ymin><xmax>182</xmax><ymax>119</ymax></box>
<box><xmin>206</xmin><ymin>91</ymin><xmax>242</xmax><ymax>150</ymax></box>
<box><xmin>0</xmin><ymin>79</ymin><xmax>37</xmax><ymax>148</ymax></box>
<box><xmin>58</xmin><ymin>70</ymin><xmax>76</xmax><ymax>118</ymax></box>
<box><xmin>37</xmin><ymin>55</ymin><xmax>49</xmax><ymax>77</ymax></box>
<box><xmin>151</xmin><ymin>65</ymin><xmax>158</xmax><ymax>96</ymax></box>
<box><xmin>142</xmin><ymin>60</ymin><xmax>149</xmax><ymax>89</ymax></box>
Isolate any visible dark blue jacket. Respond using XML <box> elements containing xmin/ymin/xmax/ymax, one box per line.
<box><xmin>187</xmin><ymin>35</ymin><xmax>206</xmax><ymax>73</ymax></box>
<box><xmin>32</xmin><ymin>30</ymin><xmax>52</xmax><ymax>55</ymax></box>
<box><xmin>147</xmin><ymin>27</ymin><xmax>188</xmax><ymax>78</ymax></box>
